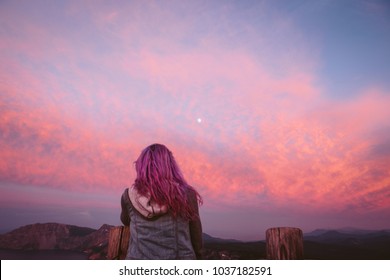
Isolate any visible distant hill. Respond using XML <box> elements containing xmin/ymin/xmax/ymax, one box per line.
<box><xmin>1</xmin><ymin>224</ymin><xmax>389</xmax><ymax>260</ymax></box>
<box><xmin>305</xmin><ymin>227</ymin><xmax>390</xmax><ymax>237</ymax></box>
<box><xmin>203</xmin><ymin>233</ymin><xmax>242</xmax><ymax>244</ymax></box>
<box><xmin>0</xmin><ymin>223</ymin><xmax>113</xmax><ymax>259</ymax></box>
<box><xmin>303</xmin><ymin>228</ymin><xmax>390</xmax><ymax>259</ymax></box>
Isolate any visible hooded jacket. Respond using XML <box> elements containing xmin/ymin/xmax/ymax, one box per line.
<box><xmin>120</xmin><ymin>186</ymin><xmax>203</xmax><ymax>259</ymax></box>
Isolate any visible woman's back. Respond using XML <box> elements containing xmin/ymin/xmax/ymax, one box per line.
<box><xmin>120</xmin><ymin>144</ymin><xmax>203</xmax><ymax>259</ymax></box>
<box><xmin>121</xmin><ymin>187</ymin><xmax>199</xmax><ymax>259</ymax></box>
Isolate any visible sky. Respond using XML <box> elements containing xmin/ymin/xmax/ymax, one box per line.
<box><xmin>1</xmin><ymin>0</ymin><xmax>390</xmax><ymax>241</ymax></box>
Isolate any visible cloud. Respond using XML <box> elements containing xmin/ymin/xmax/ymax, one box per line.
<box><xmin>0</xmin><ymin>0</ymin><xmax>389</xmax><ymax>226</ymax></box>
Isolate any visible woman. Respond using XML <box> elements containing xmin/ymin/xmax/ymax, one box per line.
<box><xmin>120</xmin><ymin>143</ymin><xmax>203</xmax><ymax>259</ymax></box>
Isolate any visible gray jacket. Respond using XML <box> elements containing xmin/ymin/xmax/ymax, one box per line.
<box><xmin>120</xmin><ymin>187</ymin><xmax>203</xmax><ymax>259</ymax></box>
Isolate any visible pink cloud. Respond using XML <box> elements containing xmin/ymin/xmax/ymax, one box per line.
<box><xmin>1</xmin><ymin>0</ymin><xmax>389</xmax><ymax>224</ymax></box>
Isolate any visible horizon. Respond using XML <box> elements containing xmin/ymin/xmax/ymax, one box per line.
<box><xmin>1</xmin><ymin>221</ymin><xmax>390</xmax><ymax>242</ymax></box>
<box><xmin>1</xmin><ymin>0</ymin><xmax>390</xmax><ymax>242</ymax></box>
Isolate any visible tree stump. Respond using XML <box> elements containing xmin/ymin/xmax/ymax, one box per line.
<box><xmin>266</xmin><ymin>227</ymin><xmax>304</xmax><ymax>260</ymax></box>
<box><xmin>107</xmin><ymin>226</ymin><xmax>130</xmax><ymax>260</ymax></box>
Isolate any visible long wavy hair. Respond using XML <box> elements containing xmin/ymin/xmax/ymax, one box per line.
<box><xmin>133</xmin><ymin>143</ymin><xmax>202</xmax><ymax>220</ymax></box>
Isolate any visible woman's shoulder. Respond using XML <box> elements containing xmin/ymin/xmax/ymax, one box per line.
<box><xmin>185</xmin><ymin>185</ymin><xmax>201</xmax><ymax>204</ymax></box>
<box><xmin>121</xmin><ymin>187</ymin><xmax>131</xmax><ymax>205</ymax></box>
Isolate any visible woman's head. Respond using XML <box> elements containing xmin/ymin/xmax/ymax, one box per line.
<box><xmin>133</xmin><ymin>143</ymin><xmax>201</xmax><ymax>220</ymax></box>
<box><xmin>134</xmin><ymin>143</ymin><xmax>186</xmax><ymax>188</ymax></box>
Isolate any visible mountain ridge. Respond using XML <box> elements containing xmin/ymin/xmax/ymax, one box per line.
<box><xmin>1</xmin><ymin>223</ymin><xmax>390</xmax><ymax>259</ymax></box>
<box><xmin>304</xmin><ymin>227</ymin><xmax>390</xmax><ymax>237</ymax></box>
<box><xmin>0</xmin><ymin>222</ymin><xmax>112</xmax><ymax>259</ymax></box>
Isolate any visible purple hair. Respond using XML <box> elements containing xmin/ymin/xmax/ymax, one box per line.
<box><xmin>133</xmin><ymin>143</ymin><xmax>202</xmax><ymax>220</ymax></box>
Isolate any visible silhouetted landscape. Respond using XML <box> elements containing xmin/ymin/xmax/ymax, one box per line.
<box><xmin>1</xmin><ymin>223</ymin><xmax>389</xmax><ymax>260</ymax></box>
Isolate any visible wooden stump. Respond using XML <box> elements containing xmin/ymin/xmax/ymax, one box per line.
<box><xmin>107</xmin><ymin>226</ymin><xmax>130</xmax><ymax>260</ymax></box>
<box><xmin>266</xmin><ymin>227</ymin><xmax>304</xmax><ymax>260</ymax></box>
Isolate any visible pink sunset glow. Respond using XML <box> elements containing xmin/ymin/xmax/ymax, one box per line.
<box><xmin>1</xmin><ymin>0</ymin><xmax>389</xmax><ymax>240</ymax></box>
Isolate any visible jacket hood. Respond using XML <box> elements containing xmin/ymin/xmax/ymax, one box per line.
<box><xmin>128</xmin><ymin>186</ymin><xmax>168</xmax><ymax>218</ymax></box>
